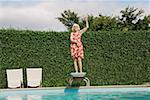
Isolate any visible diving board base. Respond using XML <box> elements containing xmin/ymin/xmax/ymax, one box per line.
<box><xmin>68</xmin><ymin>72</ymin><xmax>90</xmax><ymax>86</ymax></box>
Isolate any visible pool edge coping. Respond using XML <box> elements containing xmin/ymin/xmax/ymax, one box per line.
<box><xmin>0</xmin><ymin>85</ymin><xmax>149</xmax><ymax>92</ymax></box>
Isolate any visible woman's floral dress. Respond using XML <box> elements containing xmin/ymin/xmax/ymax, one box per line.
<box><xmin>70</xmin><ymin>31</ymin><xmax>84</xmax><ymax>59</ymax></box>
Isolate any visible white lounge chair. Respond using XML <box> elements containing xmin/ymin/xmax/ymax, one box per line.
<box><xmin>26</xmin><ymin>68</ymin><xmax>42</xmax><ymax>87</ymax></box>
<box><xmin>6</xmin><ymin>69</ymin><xmax>23</xmax><ymax>88</ymax></box>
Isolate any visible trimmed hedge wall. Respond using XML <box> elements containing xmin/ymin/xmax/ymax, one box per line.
<box><xmin>0</xmin><ymin>29</ymin><xmax>150</xmax><ymax>88</ymax></box>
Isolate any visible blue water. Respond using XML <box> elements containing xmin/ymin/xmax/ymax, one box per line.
<box><xmin>0</xmin><ymin>87</ymin><xmax>150</xmax><ymax>100</ymax></box>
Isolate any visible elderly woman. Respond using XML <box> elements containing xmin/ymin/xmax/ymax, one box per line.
<box><xmin>70</xmin><ymin>16</ymin><xmax>89</xmax><ymax>73</ymax></box>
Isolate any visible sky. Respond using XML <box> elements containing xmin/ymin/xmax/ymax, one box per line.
<box><xmin>0</xmin><ymin>0</ymin><xmax>150</xmax><ymax>31</ymax></box>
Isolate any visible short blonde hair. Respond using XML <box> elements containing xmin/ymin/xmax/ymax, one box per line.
<box><xmin>72</xmin><ymin>23</ymin><xmax>80</xmax><ymax>32</ymax></box>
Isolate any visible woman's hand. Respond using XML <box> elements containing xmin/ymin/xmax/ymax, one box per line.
<box><xmin>83</xmin><ymin>16</ymin><xmax>88</xmax><ymax>21</ymax></box>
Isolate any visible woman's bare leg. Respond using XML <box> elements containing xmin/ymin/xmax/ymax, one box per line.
<box><xmin>74</xmin><ymin>58</ymin><xmax>78</xmax><ymax>73</ymax></box>
<box><xmin>78</xmin><ymin>57</ymin><xmax>83</xmax><ymax>73</ymax></box>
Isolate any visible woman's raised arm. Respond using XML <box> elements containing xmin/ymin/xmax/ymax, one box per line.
<box><xmin>80</xmin><ymin>16</ymin><xmax>89</xmax><ymax>34</ymax></box>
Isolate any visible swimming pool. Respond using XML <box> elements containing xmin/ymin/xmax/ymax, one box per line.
<box><xmin>0</xmin><ymin>87</ymin><xmax>150</xmax><ymax>100</ymax></box>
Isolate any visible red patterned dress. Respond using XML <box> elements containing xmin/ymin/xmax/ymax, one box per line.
<box><xmin>70</xmin><ymin>31</ymin><xmax>84</xmax><ymax>59</ymax></box>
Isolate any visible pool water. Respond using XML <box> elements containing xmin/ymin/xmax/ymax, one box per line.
<box><xmin>0</xmin><ymin>87</ymin><xmax>150</xmax><ymax>100</ymax></box>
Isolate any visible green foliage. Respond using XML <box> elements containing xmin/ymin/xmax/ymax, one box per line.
<box><xmin>57</xmin><ymin>9</ymin><xmax>80</xmax><ymax>30</ymax></box>
<box><xmin>0</xmin><ymin>29</ymin><xmax>150</xmax><ymax>88</ymax></box>
<box><xmin>91</xmin><ymin>16</ymin><xmax>118</xmax><ymax>31</ymax></box>
<box><xmin>58</xmin><ymin>7</ymin><xmax>150</xmax><ymax>31</ymax></box>
<box><xmin>118</xmin><ymin>6</ymin><xmax>144</xmax><ymax>31</ymax></box>
<box><xmin>135</xmin><ymin>15</ymin><xmax>150</xmax><ymax>30</ymax></box>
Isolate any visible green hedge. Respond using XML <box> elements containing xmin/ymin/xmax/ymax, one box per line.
<box><xmin>0</xmin><ymin>29</ymin><xmax>150</xmax><ymax>88</ymax></box>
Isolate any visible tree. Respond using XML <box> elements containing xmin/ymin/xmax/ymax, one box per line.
<box><xmin>91</xmin><ymin>15</ymin><xmax>118</xmax><ymax>31</ymax></box>
<box><xmin>58</xmin><ymin>7</ymin><xmax>149</xmax><ymax>31</ymax></box>
<box><xmin>135</xmin><ymin>15</ymin><xmax>150</xmax><ymax>30</ymax></box>
<box><xmin>57</xmin><ymin>9</ymin><xmax>80</xmax><ymax>31</ymax></box>
<box><xmin>118</xmin><ymin>6</ymin><xmax>144</xmax><ymax>31</ymax></box>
